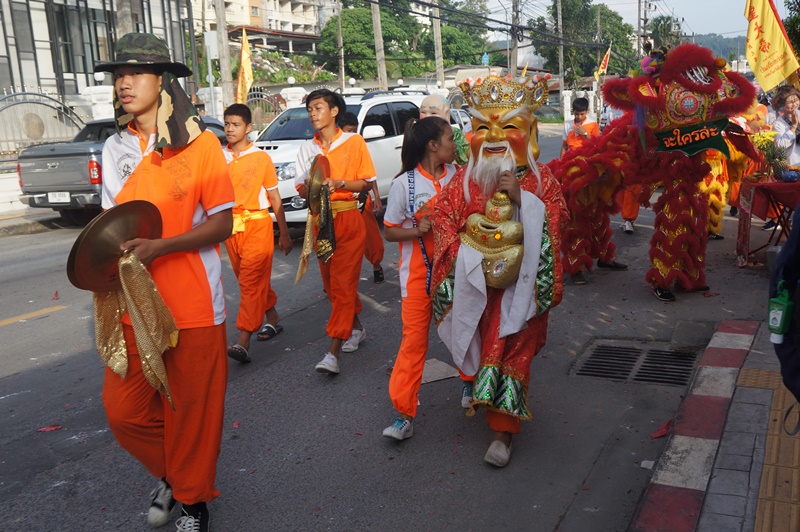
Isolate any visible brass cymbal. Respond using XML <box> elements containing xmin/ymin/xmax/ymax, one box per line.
<box><xmin>307</xmin><ymin>154</ymin><xmax>330</xmax><ymax>215</ymax></box>
<box><xmin>66</xmin><ymin>200</ymin><xmax>162</xmax><ymax>292</ymax></box>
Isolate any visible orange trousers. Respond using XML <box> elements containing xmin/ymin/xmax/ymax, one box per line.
<box><xmin>619</xmin><ymin>184</ymin><xmax>642</xmax><ymax>221</ymax></box>
<box><xmin>225</xmin><ymin>217</ymin><xmax>277</xmax><ymax>333</ymax></box>
<box><xmin>102</xmin><ymin>323</ymin><xmax>228</xmax><ymax>505</ymax></box>
<box><xmin>318</xmin><ymin>209</ymin><xmax>366</xmax><ymax>340</ymax></box>
<box><xmin>363</xmin><ymin>196</ymin><xmax>384</xmax><ymax>267</ymax></box>
<box><xmin>388</xmin><ymin>290</ymin><xmax>431</xmax><ymax>417</ymax></box>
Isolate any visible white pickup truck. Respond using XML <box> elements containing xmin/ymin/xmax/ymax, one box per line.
<box><xmin>17</xmin><ymin>116</ymin><xmax>226</xmax><ymax>225</ymax></box>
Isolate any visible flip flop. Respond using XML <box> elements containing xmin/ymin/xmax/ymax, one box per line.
<box><xmin>227</xmin><ymin>344</ymin><xmax>251</xmax><ymax>363</ymax></box>
<box><xmin>256</xmin><ymin>323</ymin><xmax>284</xmax><ymax>342</ymax></box>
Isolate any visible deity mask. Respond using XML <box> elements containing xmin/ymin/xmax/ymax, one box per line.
<box><xmin>459</xmin><ymin>72</ymin><xmax>550</xmax><ymax>167</ymax></box>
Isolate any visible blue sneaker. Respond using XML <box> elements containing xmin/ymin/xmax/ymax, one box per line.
<box><xmin>461</xmin><ymin>382</ymin><xmax>473</xmax><ymax>408</ymax></box>
<box><xmin>382</xmin><ymin>417</ymin><xmax>413</xmax><ymax>440</ymax></box>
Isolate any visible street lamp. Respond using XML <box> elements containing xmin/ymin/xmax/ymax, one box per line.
<box><xmin>349</xmin><ymin>78</ymin><xmax>356</xmax><ymax>87</ymax></box>
<box><xmin>287</xmin><ymin>76</ymin><xmax>296</xmax><ymax>86</ymax></box>
<box><xmin>93</xmin><ymin>72</ymin><xmax>105</xmax><ymax>85</ymax></box>
<box><xmin>436</xmin><ymin>80</ymin><xmax>441</xmax><ymax>88</ymax></box>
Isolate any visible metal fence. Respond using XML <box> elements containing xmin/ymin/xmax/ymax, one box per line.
<box><xmin>0</xmin><ymin>92</ymin><xmax>85</xmax><ymax>155</ymax></box>
<box><xmin>246</xmin><ymin>89</ymin><xmax>284</xmax><ymax>132</ymax></box>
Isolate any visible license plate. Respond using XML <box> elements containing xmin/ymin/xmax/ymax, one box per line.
<box><xmin>47</xmin><ymin>192</ymin><xmax>70</xmax><ymax>203</ymax></box>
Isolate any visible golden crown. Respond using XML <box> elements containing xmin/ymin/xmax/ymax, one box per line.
<box><xmin>459</xmin><ymin>71</ymin><xmax>550</xmax><ymax>111</ymax></box>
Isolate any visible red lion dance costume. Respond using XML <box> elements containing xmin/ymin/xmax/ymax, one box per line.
<box><xmin>548</xmin><ymin>43</ymin><xmax>756</xmax><ymax>301</ymax></box>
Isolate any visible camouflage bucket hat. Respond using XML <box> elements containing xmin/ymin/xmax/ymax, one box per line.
<box><xmin>95</xmin><ymin>33</ymin><xmax>192</xmax><ymax>78</ymax></box>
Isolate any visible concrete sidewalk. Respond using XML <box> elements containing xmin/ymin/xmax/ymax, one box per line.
<box><xmin>629</xmin><ymin>320</ymin><xmax>800</xmax><ymax>531</ymax></box>
<box><xmin>0</xmin><ymin>209</ymin><xmax>62</xmax><ymax>238</ymax></box>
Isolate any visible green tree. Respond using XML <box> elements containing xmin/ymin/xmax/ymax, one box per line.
<box><xmin>529</xmin><ymin>0</ymin><xmax>635</xmax><ymax>87</ymax></box>
<box><xmin>785</xmin><ymin>0</ymin><xmax>800</xmax><ymax>55</ymax></box>
<box><xmin>648</xmin><ymin>15</ymin><xmax>681</xmax><ymax>48</ymax></box>
<box><xmin>418</xmin><ymin>24</ymin><xmax>493</xmax><ymax>67</ymax></box>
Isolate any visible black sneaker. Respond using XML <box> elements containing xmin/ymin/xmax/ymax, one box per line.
<box><xmin>572</xmin><ymin>271</ymin><xmax>587</xmax><ymax>285</ymax></box>
<box><xmin>762</xmin><ymin>219</ymin><xmax>780</xmax><ymax>231</ymax></box>
<box><xmin>652</xmin><ymin>287</ymin><xmax>676</xmax><ymax>302</ymax></box>
<box><xmin>729</xmin><ymin>206</ymin><xmax>738</xmax><ymax>216</ymax></box>
<box><xmin>176</xmin><ymin>502</ymin><xmax>209</xmax><ymax>532</ymax></box>
<box><xmin>147</xmin><ymin>478</ymin><xmax>177</xmax><ymax>527</ymax></box>
<box><xmin>373</xmin><ymin>267</ymin><xmax>385</xmax><ymax>284</ymax></box>
<box><xmin>708</xmin><ymin>232</ymin><xmax>724</xmax><ymax>240</ymax></box>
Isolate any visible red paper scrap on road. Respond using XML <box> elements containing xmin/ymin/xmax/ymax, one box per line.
<box><xmin>703</xmin><ymin>292</ymin><xmax>720</xmax><ymax>297</ymax></box>
<box><xmin>232</xmin><ymin>421</ymin><xmax>241</xmax><ymax>429</ymax></box>
<box><xmin>51</xmin><ymin>291</ymin><xmax>59</xmax><ymax>300</ymax></box>
<box><xmin>650</xmin><ymin>419</ymin><xmax>673</xmax><ymax>438</ymax></box>
<box><xmin>38</xmin><ymin>424</ymin><xmax>62</xmax><ymax>432</ymax></box>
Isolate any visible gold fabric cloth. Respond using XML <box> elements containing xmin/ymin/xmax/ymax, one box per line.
<box><xmin>294</xmin><ymin>193</ymin><xmax>357</xmax><ymax>284</ymax></box>
<box><xmin>94</xmin><ymin>252</ymin><xmax>179</xmax><ymax>405</ymax></box>
<box><xmin>231</xmin><ymin>209</ymin><xmax>270</xmax><ymax>234</ymax></box>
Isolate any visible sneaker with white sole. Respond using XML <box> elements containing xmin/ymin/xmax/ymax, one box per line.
<box><xmin>175</xmin><ymin>502</ymin><xmax>209</xmax><ymax>532</ymax></box>
<box><xmin>382</xmin><ymin>417</ymin><xmax>414</xmax><ymax>440</ymax></box>
<box><xmin>622</xmin><ymin>220</ymin><xmax>634</xmax><ymax>234</ymax></box>
<box><xmin>341</xmin><ymin>328</ymin><xmax>366</xmax><ymax>353</ymax></box>
<box><xmin>147</xmin><ymin>478</ymin><xmax>177</xmax><ymax>527</ymax></box>
<box><xmin>461</xmin><ymin>382</ymin><xmax>473</xmax><ymax>408</ymax></box>
<box><xmin>315</xmin><ymin>352</ymin><xmax>340</xmax><ymax>374</ymax></box>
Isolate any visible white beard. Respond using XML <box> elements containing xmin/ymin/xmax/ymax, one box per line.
<box><xmin>469</xmin><ymin>141</ymin><xmax>517</xmax><ymax>197</ymax></box>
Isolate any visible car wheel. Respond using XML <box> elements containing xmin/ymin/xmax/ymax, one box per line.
<box><xmin>60</xmin><ymin>208</ymin><xmax>101</xmax><ymax>226</ymax></box>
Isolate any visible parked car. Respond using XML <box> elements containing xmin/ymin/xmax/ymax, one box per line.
<box><xmin>254</xmin><ymin>90</ymin><xmax>427</xmax><ymax>227</ymax></box>
<box><xmin>17</xmin><ymin>116</ymin><xmax>226</xmax><ymax>225</ymax></box>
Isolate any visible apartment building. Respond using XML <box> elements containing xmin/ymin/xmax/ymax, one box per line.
<box><xmin>0</xmin><ymin>0</ymin><xmax>187</xmax><ymax>97</ymax></box>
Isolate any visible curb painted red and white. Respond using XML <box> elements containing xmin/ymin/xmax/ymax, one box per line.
<box><xmin>629</xmin><ymin>320</ymin><xmax>759</xmax><ymax>532</ymax></box>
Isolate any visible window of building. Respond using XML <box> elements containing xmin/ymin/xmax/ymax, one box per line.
<box><xmin>11</xmin><ymin>2</ymin><xmax>34</xmax><ymax>54</ymax></box>
<box><xmin>51</xmin><ymin>3</ymin><xmax>87</xmax><ymax>74</ymax></box>
<box><xmin>252</xmin><ymin>6</ymin><xmax>259</xmax><ymax>16</ymax></box>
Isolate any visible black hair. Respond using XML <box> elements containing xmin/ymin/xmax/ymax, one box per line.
<box><xmin>340</xmin><ymin>111</ymin><xmax>359</xmax><ymax>128</ymax></box>
<box><xmin>395</xmin><ymin>116</ymin><xmax>451</xmax><ymax>178</ymax></box>
<box><xmin>306</xmin><ymin>89</ymin><xmax>346</xmax><ymax>116</ymax></box>
<box><xmin>224</xmin><ymin>103</ymin><xmax>252</xmax><ymax>124</ymax></box>
<box><xmin>572</xmin><ymin>97</ymin><xmax>589</xmax><ymax>112</ymax></box>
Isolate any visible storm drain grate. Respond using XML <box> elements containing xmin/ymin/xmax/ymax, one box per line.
<box><xmin>575</xmin><ymin>343</ymin><xmax>699</xmax><ymax>387</ymax></box>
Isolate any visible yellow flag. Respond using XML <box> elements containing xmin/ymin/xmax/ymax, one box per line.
<box><xmin>236</xmin><ymin>29</ymin><xmax>254</xmax><ymax>104</ymax></box>
<box><xmin>744</xmin><ymin>0</ymin><xmax>799</xmax><ymax>92</ymax></box>
<box><xmin>594</xmin><ymin>43</ymin><xmax>611</xmax><ymax>83</ymax></box>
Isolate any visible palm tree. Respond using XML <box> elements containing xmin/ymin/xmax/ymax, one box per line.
<box><xmin>649</xmin><ymin>15</ymin><xmax>680</xmax><ymax>48</ymax></box>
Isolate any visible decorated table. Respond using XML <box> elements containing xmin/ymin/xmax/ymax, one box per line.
<box><xmin>736</xmin><ymin>179</ymin><xmax>800</xmax><ymax>266</ymax></box>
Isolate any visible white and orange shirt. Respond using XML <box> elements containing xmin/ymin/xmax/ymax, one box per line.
<box><xmin>384</xmin><ymin>163</ymin><xmax>457</xmax><ymax>298</ymax></box>
<box><xmin>102</xmin><ymin>127</ymin><xmax>235</xmax><ymax>329</ymax></box>
<box><xmin>223</xmin><ymin>142</ymin><xmax>278</xmax><ymax>213</ymax></box>
<box><xmin>294</xmin><ymin>129</ymin><xmax>376</xmax><ymax>201</ymax></box>
<box><xmin>563</xmin><ymin>118</ymin><xmax>600</xmax><ymax>151</ymax></box>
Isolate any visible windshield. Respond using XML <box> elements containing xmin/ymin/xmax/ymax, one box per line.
<box><xmin>257</xmin><ymin>104</ymin><xmax>363</xmax><ymax>141</ymax></box>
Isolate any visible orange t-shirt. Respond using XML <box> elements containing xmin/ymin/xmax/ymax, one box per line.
<box><xmin>294</xmin><ymin>129</ymin><xmax>377</xmax><ymax>202</ymax></box>
<box><xmin>564</xmin><ymin>119</ymin><xmax>600</xmax><ymax>151</ymax></box>
<box><xmin>224</xmin><ymin>143</ymin><xmax>279</xmax><ymax>213</ymax></box>
<box><xmin>109</xmin><ymin>129</ymin><xmax>235</xmax><ymax>329</ymax></box>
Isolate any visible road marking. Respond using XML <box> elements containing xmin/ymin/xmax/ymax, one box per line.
<box><xmin>0</xmin><ymin>305</ymin><xmax>68</xmax><ymax>327</ymax></box>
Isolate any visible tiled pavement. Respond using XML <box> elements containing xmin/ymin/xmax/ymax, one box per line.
<box><xmin>630</xmin><ymin>320</ymin><xmax>800</xmax><ymax>531</ymax></box>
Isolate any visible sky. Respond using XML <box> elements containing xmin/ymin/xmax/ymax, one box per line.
<box><xmin>487</xmin><ymin>1</ymin><xmax>790</xmax><ymax>38</ymax></box>
<box><xmin>606</xmin><ymin>0</ymin><xmax>789</xmax><ymax>37</ymax></box>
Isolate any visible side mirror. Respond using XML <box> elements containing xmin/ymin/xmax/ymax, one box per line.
<box><xmin>248</xmin><ymin>130</ymin><xmax>260</xmax><ymax>142</ymax></box>
<box><xmin>362</xmin><ymin>125</ymin><xmax>386</xmax><ymax>140</ymax></box>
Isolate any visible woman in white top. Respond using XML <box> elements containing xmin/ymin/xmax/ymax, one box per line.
<box><xmin>772</xmin><ymin>87</ymin><xmax>800</xmax><ymax>166</ymax></box>
<box><xmin>380</xmin><ymin>116</ymin><xmax>457</xmax><ymax>441</ymax></box>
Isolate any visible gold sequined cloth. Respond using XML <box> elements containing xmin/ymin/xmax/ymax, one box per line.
<box><xmin>94</xmin><ymin>252</ymin><xmax>178</xmax><ymax>404</ymax></box>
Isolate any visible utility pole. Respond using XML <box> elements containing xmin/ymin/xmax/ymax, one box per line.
<box><xmin>637</xmin><ymin>0</ymin><xmax>641</xmax><ymax>56</ymax></box>
<box><xmin>431</xmin><ymin>0</ymin><xmax>445</xmax><ymax>87</ymax></box>
<box><xmin>556</xmin><ymin>0</ymin><xmax>563</xmax><ymax>103</ymax></box>
<box><xmin>117</xmin><ymin>0</ymin><xmax>134</xmax><ymax>35</ymax></box>
<box><xmin>337</xmin><ymin>1</ymin><xmax>345</xmax><ymax>92</ymax></box>
<box><xmin>186</xmin><ymin>0</ymin><xmax>199</xmax><ymax>100</ymax></box>
<box><xmin>509</xmin><ymin>0</ymin><xmax>519</xmax><ymax>74</ymax></box>
<box><xmin>596</xmin><ymin>5</ymin><xmax>601</xmax><ymax>66</ymax></box>
<box><xmin>371</xmin><ymin>1</ymin><xmax>388</xmax><ymax>90</ymax></box>
<box><xmin>214</xmin><ymin>0</ymin><xmax>234</xmax><ymax>107</ymax></box>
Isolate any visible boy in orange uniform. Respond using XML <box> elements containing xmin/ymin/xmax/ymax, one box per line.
<box><xmin>295</xmin><ymin>90</ymin><xmax>376</xmax><ymax>374</ymax></box>
<box><xmin>340</xmin><ymin>112</ymin><xmax>385</xmax><ymax>283</ymax></box>
<box><xmin>223</xmin><ymin>103</ymin><xmax>293</xmax><ymax>363</ymax></box>
<box><xmin>96</xmin><ymin>33</ymin><xmax>234</xmax><ymax>530</ymax></box>
<box><xmin>560</xmin><ymin>97</ymin><xmax>600</xmax><ymax>157</ymax></box>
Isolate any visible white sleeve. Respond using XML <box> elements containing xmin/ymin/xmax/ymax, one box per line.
<box><xmin>383</xmin><ymin>176</ymin><xmax>409</xmax><ymax>227</ymax></box>
<box><xmin>294</xmin><ymin>142</ymin><xmax>312</xmax><ymax>189</ymax></box>
<box><xmin>101</xmin><ymin>140</ymin><xmax>121</xmax><ymax>209</ymax></box>
<box><xmin>773</xmin><ymin>118</ymin><xmax>796</xmax><ymax>150</ymax></box>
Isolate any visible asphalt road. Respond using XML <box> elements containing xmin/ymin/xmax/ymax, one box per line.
<box><xmin>0</xmin><ymin>132</ymin><xmax>777</xmax><ymax>531</ymax></box>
